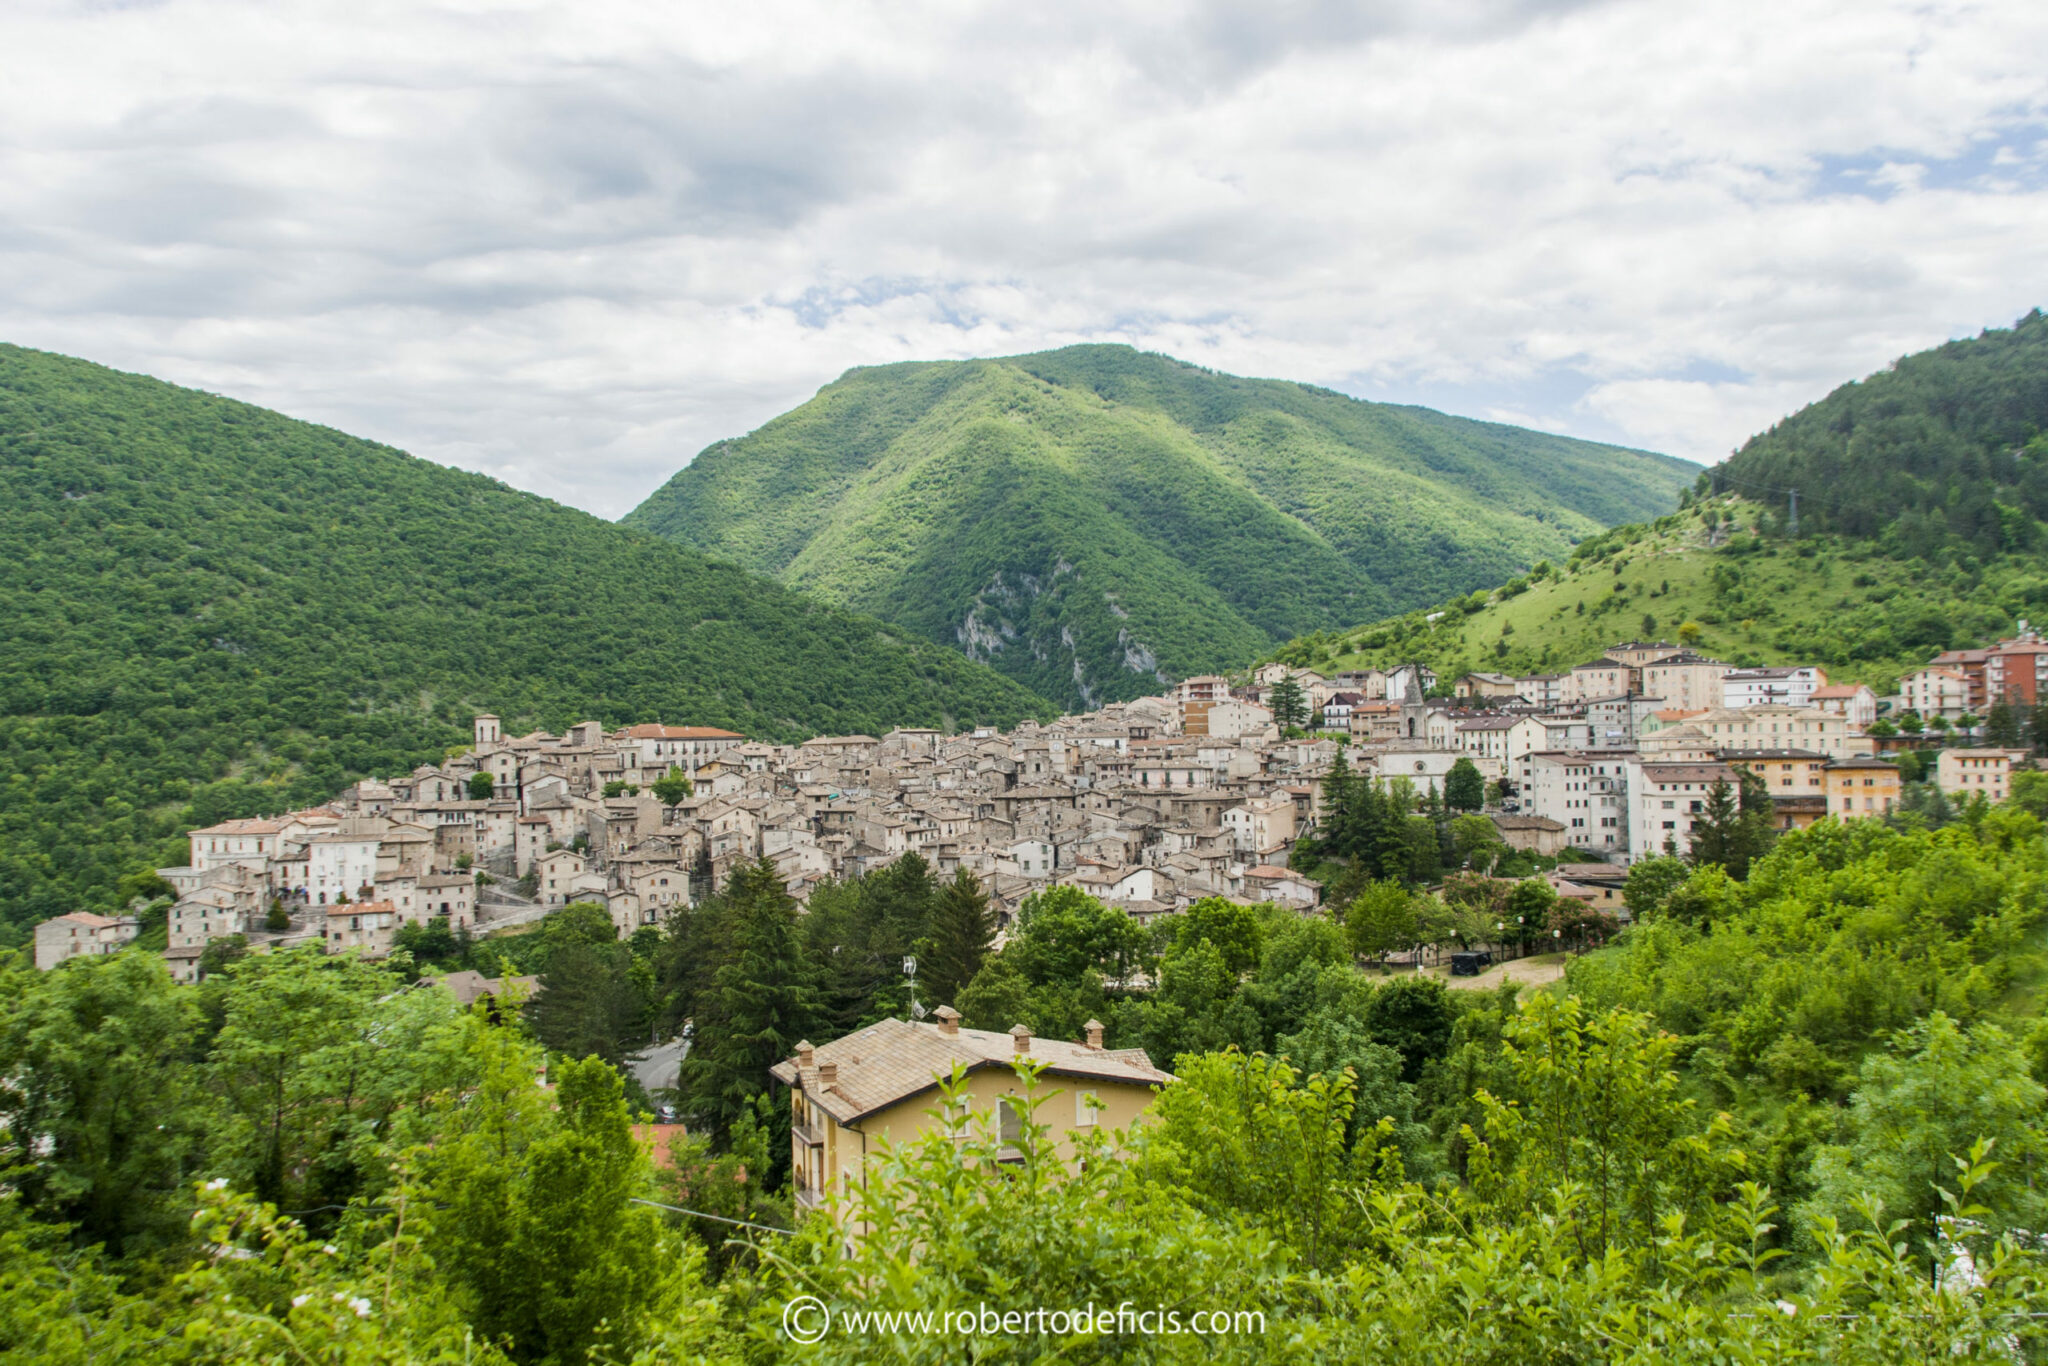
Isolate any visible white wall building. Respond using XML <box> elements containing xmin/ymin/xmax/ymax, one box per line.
<box><xmin>1722</xmin><ymin>666</ymin><xmax>1828</xmax><ymax>710</ymax></box>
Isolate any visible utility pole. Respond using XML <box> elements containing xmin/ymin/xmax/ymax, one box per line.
<box><xmin>1787</xmin><ymin>487</ymin><xmax>1799</xmax><ymax>536</ymax></box>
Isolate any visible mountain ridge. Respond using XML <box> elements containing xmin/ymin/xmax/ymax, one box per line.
<box><xmin>0</xmin><ymin>343</ymin><xmax>1050</xmax><ymax>931</ymax></box>
<box><xmin>1272</xmin><ymin>309</ymin><xmax>2048</xmax><ymax>688</ymax></box>
<box><xmin>625</xmin><ymin>344</ymin><xmax>1698</xmax><ymax>708</ymax></box>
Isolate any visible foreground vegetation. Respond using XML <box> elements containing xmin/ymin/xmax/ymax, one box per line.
<box><xmin>0</xmin><ymin>345</ymin><xmax>1049</xmax><ymax>936</ymax></box>
<box><xmin>627</xmin><ymin>344</ymin><xmax>1695</xmax><ymax>707</ymax></box>
<box><xmin>8</xmin><ymin>787</ymin><xmax>2046</xmax><ymax>1362</ymax></box>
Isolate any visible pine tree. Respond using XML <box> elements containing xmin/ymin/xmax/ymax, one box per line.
<box><xmin>679</xmin><ymin>859</ymin><xmax>820</xmax><ymax>1149</ymax></box>
<box><xmin>1321</xmin><ymin>748</ymin><xmax>1357</xmax><ymax>855</ymax></box>
<box><xmin>923</xmin><ymin>869</ymin><xmax>996</xmax><ymax>1011</ymax></box>
<box><xmin>1270</xmin><ymin>674</ymin><xmax>1306</xmax><ymax>732</ymax></box>
<box><xmin>1985</xmin><ymin>700</ymin><xmax>2022</xmax><ymax>748</ymax></box>
<box><xmin>1687</xmin><ymin>778</ymin><xmax>1740</xmax><ymax>873</ymax></box>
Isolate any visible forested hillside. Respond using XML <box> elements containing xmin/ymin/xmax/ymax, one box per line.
<box><xmin>0</xmin><ymin>345</ymin><xmax>1049</xmax><ymax>934</ymax></box>
<box><xmin>1283</xmin><ymin>310</ymin><xmax>2048</xmax><ymax>688</ymax></box>
<box><xmin>626</xmin><ymin>345</ymin><xmax>1696</xmax><ymax>709</ymax></box>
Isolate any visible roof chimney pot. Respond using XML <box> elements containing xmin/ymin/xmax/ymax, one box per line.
<box><xmin>817</xmin><ymin>1061</ymin><xmax>837</xmax><ymax>1086</ymax></box>
<box><xmin>934</xmin><ymin>1005</ymin><xmax>961</xmax><ymax>1036</ymax></box>
<box><xmin>1083</xmin><ymin>1019</ymin><xmax>1104</xmax><ymax>1050</ymax></box>
<box><xmin>1010</xmin><ymin>1023</ymin><xmax>1032</xmax><ymax>1055</ymax></box>
<box><xmin>796</xmin><ymin>1040</ymin><xmax>814</xmax><ymax>1068</ymax></box>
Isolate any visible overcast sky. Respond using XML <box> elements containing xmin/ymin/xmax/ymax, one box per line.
<box><xmin>3</xmin><ymin>0</ymin><xmax>2045</xmax><ymax>517</ymax></box>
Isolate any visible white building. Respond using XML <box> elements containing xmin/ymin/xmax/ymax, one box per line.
<box><xmin>1900</xmin><ymin>667</ymin><xmax>1972</xmax><ymax>720</ymax></box>
<box><xmin>1624</xmin><ymin>759</ymin><xmax>1739</xmax><ymax>862</ymax></box>
<box><xmin>1516</xmin><ymin>751</ymin><xmax>1629</xmax><ymax>856</ymax></box>
<box><xmin>1685</xmin><ymin>706</ymin><xmax>1872</xmax><ymax>760</ymax></box>
<box><xmin>308</xmin><ymin>832</ymin><xmax>382</xmax><ymax>905</ymax></box>
<box><xmin>1722</xmin><ymin>666</ymin><xmax>1828</xmax><ymax>710</ymax></box>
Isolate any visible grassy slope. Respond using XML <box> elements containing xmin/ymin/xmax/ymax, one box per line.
<box><xmin>1283</xmin><ymin>497</ymin><xmax>2047</xmax><ymax>690</ymax></box>
<box><xmin>1285</xmin><ymin>311</ymin><xmax>2048</xmax><ymax>690</ymax></box>
<box><xmin>625</xmin><ymin>344</ymin><xmax>1697</xmax><ymax>708</ymax></box>
<box><xmin>0</xmin><ymin>345</ymin><xmax>1051</xmax><ymax>931</ymax></box>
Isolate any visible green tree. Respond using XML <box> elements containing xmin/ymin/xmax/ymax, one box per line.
<box><xmin>1166</xmin><ymin>895</ymin><xmax>1265</xmax><ymax>977</ymax></box>
<box><xmin>426</xmin><ymin>1049</ymin><xmax>696</xmax><ymax>1364</ymax></box>
<box><xmin>524</xmin><ymin>939</ymin><xmax>649</xmax><ymax>1068</ymax></box>
<box><xmin>1799</xmin><ymin>1013</ymin><xmax>2048</xmax><ymax>1249</ymax></box>
<box><xmin>921</xmin><ymin>869</ymin><xmax>996</xmax><ymax>1010</ymax></box>
<box><xmin>1622</xmin><ymin>855</ymin><xmax>1690</xmax><ymax>920</ymax></box>
<box><xmin>1006</xmin><ymin>885</ymin><xmax>1147</xmax><ymax>986</ymax></box>
<box><xmin>467</xmin><ymin>771</ymin><xmax>495</xmax><ymax>801</ymax></box>
<box><xmin>1362</xmin><ymin>974</ymin><xmax>1455</xmax><ymax>1083</ymax></box>
<box><xmin>1345</xmin><ymin>881</ymin><xmax>1419</xmax><ymax>968</ymax></box>
<box><xmin>264</xmin><ymin>897</ymin><xmax>290</xmax><ymax>932</ymax></box>
<box><xmin>1443</xmin><ymin>757</ymin><xmax>1485</xmax><ymax>813</ymax></box>
<box><xmin>955</xmin><ymin>954</ymin><xmax>1033</xmax><ymax>1033</ymax></box>
<box><xmin>0</xmin><ymin>953</ymin><xmax>202</xmax><ymax>1258</ymax></box>
<box><xmin>1984</xmin><ymin>699</ymin><xmax>2022</xmax><ymax>748</ymax></box>
<box><xmin>1268</xmin><ymin>673</ymin><xmax>1307</xmax><ymax>732</ymax></box>
<box><xmin>649</xmin><ymin>767</ymin><xmax>693</xmax><ymax>805</ymax></box>
<box><xmin>678</xmin><ymin>859</ymin><xmax>819</xmax><ymax>1149</ymax></box>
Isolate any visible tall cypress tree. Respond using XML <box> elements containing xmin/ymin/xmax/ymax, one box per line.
<box><xmin>1322</xmin><ymin>748</ymin><xmax>1357</xmax><ymax>856</ymax></box>
<box><xmin>923</xmin><ymin>869</ymin><xmax>996</xmax><ymax>1011</ymax></box>
<box><xmin>679</xmin><ymin>858</ymin><xmax>819</xmax><ymax>1153</ymax></box>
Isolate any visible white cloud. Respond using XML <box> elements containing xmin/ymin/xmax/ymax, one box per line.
<box><xmin>1</xmin><ymin>0</ymin><xmax>2045</xmax><ymax>512</ymax></box>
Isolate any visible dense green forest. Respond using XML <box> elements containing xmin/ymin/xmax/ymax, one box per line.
<box><xmin>1280</xmin><ymin>310</ymin><xmax>2048</xmax><ymax>688</ymax></box>
<box><xmin>8</xmin><ymin>777</ymin><xmax>2048</xmax><ymax>1362</ymax></box>
<box><xmin>0</xmin><ymin>345</ymin><xmax>1049</xmax><ymax>935</ymax></box>
<box><xmin>625</xmin><ymin>345</ymin><xmax>1696</xmax><ymax>709</ymax></box>
<box><xmin>1722</xmin><ymin>308</ymin><xmax>2048</xmax><ymax>557</ymax></box>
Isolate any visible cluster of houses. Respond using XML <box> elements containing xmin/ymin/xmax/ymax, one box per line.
<box><xmin>32</xmin><ymin>625</ymin><xmax>2042</xmax><ymax>976</ymax></box>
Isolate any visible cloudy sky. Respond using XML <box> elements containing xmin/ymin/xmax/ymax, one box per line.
<box><xmin>3</xmin><ymin>0</ymin><xmax>2045</xmax><ymax>516</ymax></box>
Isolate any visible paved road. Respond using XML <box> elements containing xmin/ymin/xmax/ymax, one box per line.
<box><xmin>629</xmin><ymin>1035</ymin><xmax>689</xmax><ymax>1097</ymax></box>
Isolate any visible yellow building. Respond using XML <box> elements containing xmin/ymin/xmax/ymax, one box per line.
<box><xmin>1936</xmin><ymin>748</ymin><xmax>2027</xmax><ymax>803</ymax></box>
<box><xmin>770</xmin><ymin>1008</ymin><xmax>1173</xmax><ymax>1225</ymax></box>
<box><xmin>1823</xmin><ymin>756</ymin><xmax>1902</xmax><ymax>819</ymax></box>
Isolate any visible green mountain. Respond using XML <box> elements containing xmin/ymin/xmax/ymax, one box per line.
<box><xmin>1279</xmin><ymin>309</ymin><xmax>2048</xmax><ymax>688</ymax></box>
<box><xmin>623</xmin><ymin>345</ymin><xmax>1698</xmax><ymax>709</ymax></box>
<box><xmin>0</xmin><ymin>345</ymin><xmax>1050</xmax><ymax>934</ymax></box>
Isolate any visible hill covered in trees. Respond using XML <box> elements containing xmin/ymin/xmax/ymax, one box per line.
<box><xmin>625</xmin><ymin>345</ymin><xmax>1697</xmax><ymax>709</ymax></box>
<box><xmin>1280</xmin><ymin>310</ymin><xmax>2048</xmax><ymax>688</ymax></box>
<box><xmin>0</xmin><ymin>345</ymin><xmax>1050</xmax><ymax>934</ymax></box>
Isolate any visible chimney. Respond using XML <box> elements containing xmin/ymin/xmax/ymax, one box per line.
<box><xmin>795</xmin><ymin>1040</ymin><xmax>814</xmax><ymax>1068</ymax></box>
<box><xmin>1010</xmin><ymin>1023</ymin><xmax>1032</xmax><ymax>1056</ymax></box>
<box><xmin>817</xmin><ymin>1061</ymin><xmax>838</xmax><ymax>1086</ymax></box>
<box><xmin>934</xmin><ymin>1005</ymin><xmax>961</xmax><ymax>1036</ymax></box>
<box><xmin>1083</xmin><ymin>1019</ymin><xmax>1104</xmax><ymax>1050</ymax></box>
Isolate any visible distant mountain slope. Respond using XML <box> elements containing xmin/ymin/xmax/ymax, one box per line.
<box><xmin>1720</xmin><ymin>308</ymin><xmax>2048</xmax><ymax>558</ymax></box>
<box><xmin>0</xmin><ymin>345</ymin><xmax>1050</xmax><ymax>932</ymax></box>
<box><xmin>624</xmin><ymin>345</ymin><xmax>1697</xmax><ymax>709</ymax></box>
<box><xmin>1277</xmin><ymin>309</ymin><xmax>2048</xmax><ymax>689</ymax></box>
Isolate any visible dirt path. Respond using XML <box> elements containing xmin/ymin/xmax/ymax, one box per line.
<box><xmin>1428</xmin><ymin>951</ymin><xmax>1571</xmax><ymax>993</ymax></box>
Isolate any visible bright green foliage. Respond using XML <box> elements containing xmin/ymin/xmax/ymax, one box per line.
<box><xmin>1005</xmin><ymin>884</ymin><xmax>1147</xmax><ymax>986</ymax></box>
<box><xmin>0</xmin><ymin>344</ymin><xmax>1047</xmax><ymax>932</ymax></box>
<box><xmin>953</xmin><ymin>955</ymin><xmax>1033</xmax><ymax>1035</ymax></box>
<box><xmin>0</xmin><ymin>1193</ymin><xmax>173</xmax><ymax>1364</ymax></box>
<box><xmin>1466</xmin><ymin>993</ymin><xmax>1746</xmax><ymax>1261</ymax></box>
<box><xmin>423</xmin><ymin>1052</ymin><xmax>697</xmax><ymax>1364</ymax></box>
<box><xmin>626</xmin><ymin>344</ymin><xmax>1694</xmax><ymax>707</ymax></box>
<box><xmin>0</xmin><ymin>952</ymin><xmax>202</xmax><ymax>1258</ymax></box>
<box><xmin>1164</xmin><ymin>895</ymin><xmax>1265</xmax><ymax>977</ymax></box>
<box><xmin>656</xmin><ymin>1093</ymin><xmax>790</xmax><ymax>1273</ymax></box>
<box><xmin>1345</xmin><ymin>881</ymin><xmax>1420</xmax><ymax>965</ymax></box>
<box><xmin>1267</xmin><ymin>673</ymin><xmax>1307</xmax><ymax>732</ymax></box>
<box><xmin>1361</xmin><ymin>976</ymin><xmax>1455</xmax><ymax>1084</ymax></box>
<box><xmin>1622</xmin><ymin>854</ymin><xmax>1690</xmax><ymax>920</ymax></box>
<box><xmin>1139</xmin><ymin>1051</ymin><xmax>1390</xmax><ymax>1270</ymax></box>
<box><xmin>466</xmin><ymin>772</ymin><xmax>494</xmax><ymax>801</ymax></box>
<box><xmin>1800</xmin><ymin>1012</ymin><xmax>2048</xmax><ymax>1247</ymax></box>
<box><xmin>179</xmin><ymin>1183</ymin><xmax>511</xmax><ymax>1365</ymax></box>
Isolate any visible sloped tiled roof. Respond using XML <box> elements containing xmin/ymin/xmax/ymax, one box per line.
<box><xmin>769</xmin><ymin>1017</ymin><xmax>1173</xmax><ymax>1124</ymax></box>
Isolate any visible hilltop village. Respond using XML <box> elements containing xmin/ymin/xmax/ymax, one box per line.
<box><xmin>34</xmin><ymin>629</ymin><xmax>2047</xmax><ymax>975</ymax></box>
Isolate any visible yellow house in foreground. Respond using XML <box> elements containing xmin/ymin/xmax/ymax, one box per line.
<box><xmin>769</xmin><ymin>1007</ymin><xmax>1174</xmax><ymax>1222</ymax></box>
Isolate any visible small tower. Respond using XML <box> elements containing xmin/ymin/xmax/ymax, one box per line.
<box><xmin>474</xmin><ymin>713</ymin><xmax>501</xmax><ymax>748</ymax></box>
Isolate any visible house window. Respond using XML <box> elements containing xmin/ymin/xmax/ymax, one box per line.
<box><xmin>1076</xmin><ymin>1090</ymin><xmax>1099</xmax><ymax>1127</ymax></box>
<box><xmin>998</xmin><ymin>1097</ymin><xmax>1023</xmax><ymax>1144</ymax></box>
